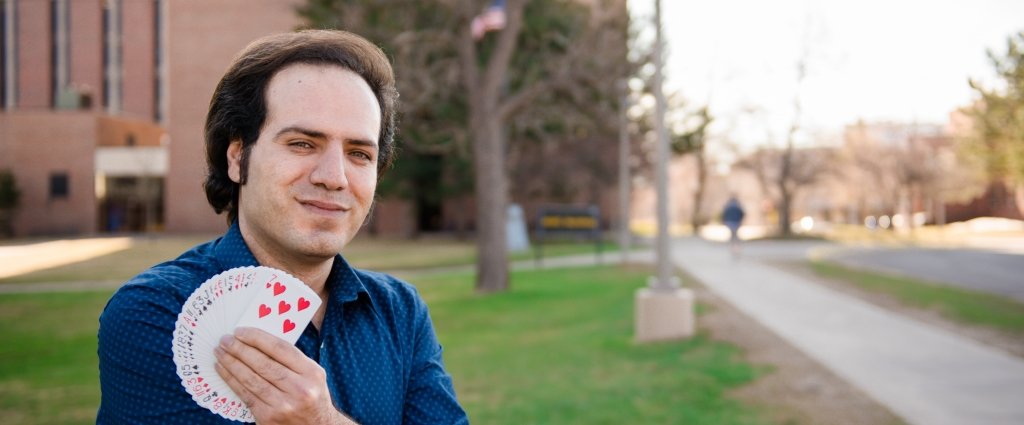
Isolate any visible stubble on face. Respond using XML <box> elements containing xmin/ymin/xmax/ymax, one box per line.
<box><xmin>227</xmin><ymin>64</ymin><xmax>381</xmax><ymax>272</ymax></box>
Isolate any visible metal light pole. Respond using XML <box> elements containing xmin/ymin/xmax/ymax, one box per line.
<box><xmin>634</xmin><ymin>0</ymin><xmax>693</xmax><ymax>342</ymax></box>
<box><xmin>650</xmin><ymin>0</ymin><xmax>676</xmax><ymax>290</ymax></box>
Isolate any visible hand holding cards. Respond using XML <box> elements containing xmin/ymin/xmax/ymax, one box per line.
<box><xmin>172</xmin><ymin>266</ymin><xmax>322</xmax><ymax>422</ymax></box>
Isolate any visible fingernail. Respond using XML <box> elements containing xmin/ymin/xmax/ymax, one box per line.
<box><xmin>219</xmin><ymin>334</ymin><xmax>234</xmax><ymax>349</ymax></box>
<box><xmin>214</xmin><ymin>346</ymin><xmax>224</xmax><ymax>358</ymax></box>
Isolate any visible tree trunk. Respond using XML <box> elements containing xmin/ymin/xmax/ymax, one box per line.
<box><xmin>690</xmin><ymin>151</ymin><xmax>707</xmax><ymax>233</ymax></box>
<box><xmin>778</xmin><ymin>187</ymin><xmax>792</xmax><ymax>236</ymax></box>
<box><xmin>455</xmin><ymin>0</ymin><xmax>527</xmax><ymax>293</ymax></box>
<box><xmin>472</xmin><ymin>106</ymin><xmax>509</xmax><ymax>293</ymax></box>
<box><xmin>777</xmin><ymin>145</ymin><xmax>794</xmax><ymax>236</ymax></box>
<box><xmin>1015</xmin><ymin>183</ymin><xmax>1024</xmax><ymax>217</ymax></box>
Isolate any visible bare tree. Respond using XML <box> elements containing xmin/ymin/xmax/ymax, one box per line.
<box><xmin>456</xmin><ymin>0</ymin><xmax>633</xmax><ymax>292</ymax></box>
<box><xmin>735</xmin><ymin>144</ymin><xmax>835</xmax><ymax>231</ymax></box>
<box><xmin>842</xmin><ymin>121</ymin><xmax>984</xmax><ymax>227</ymax></box>
<box><xmin>668</xmin><ymin>105</ymin><xmax>712</xmax><ymax>231</ymax></box>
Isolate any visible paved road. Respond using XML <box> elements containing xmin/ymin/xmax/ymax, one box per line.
<box><xmin>824</xmin><ymin>247</ymin><xmax>1024</xmax><ymax>302</ymax></box>
<box><xmin>673</xmin><ymin>237</ymin><xmax>1024</xmax><ymax>425</ymax></box>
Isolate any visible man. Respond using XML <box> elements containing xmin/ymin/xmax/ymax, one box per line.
<box><xmin>721</xmin><ymin>195</ymin><xmax>745</xmax><ymax>257</ymax></box>
<box><xmin>97</xmin><ymin>30</ymin><xmax>468</xmax><ymax>424</ymax></box>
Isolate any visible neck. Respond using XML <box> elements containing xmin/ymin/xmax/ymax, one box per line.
<box><xmin>240</xmin><ymin>232</ymin><xmax>334</xmax><ymax>297</ymax></box>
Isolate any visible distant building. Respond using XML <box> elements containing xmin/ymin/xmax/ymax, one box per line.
<box><xmin>0</xmin><ymin>0</ymin><xmax>330</xmax><ymax>236</ymax></box>
<box><xmin>1</xmin><ymin>0</ymin><xmax>168</xmax><ymax>235</ymax></box>
<box><xmin>1</xmin><ymin>0</ymin><xmax>627</xmax><ymax>238</ymax></box>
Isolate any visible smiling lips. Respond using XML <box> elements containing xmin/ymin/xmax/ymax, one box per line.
<box><xmin>299</xmin><ymin>199</ymin><xmax>349</xmax><ymax>213</ymax></box>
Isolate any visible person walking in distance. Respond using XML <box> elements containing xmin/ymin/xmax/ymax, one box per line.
<box><xmin>722</xmin><ymin>195</ymin><xmax>745</xmax><ymax>258</ymax></box>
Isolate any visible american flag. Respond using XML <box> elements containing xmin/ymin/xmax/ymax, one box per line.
<box><xmin>471</xmin><ymin>0</ymin><xmax>507</xmax><ymax>40</ymax></box>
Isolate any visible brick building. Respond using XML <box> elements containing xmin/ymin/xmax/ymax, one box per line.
<box><xmin>1</xmin><ymin>0</ymin><xmax>303</xmax><ymax>236</ymax></box>
<box><xmin>2</xmin><ymin>0</ymin><xmax>627</xmax><ymax>238</ymax></box>
<box><xmin>1</xmin><ymin>0</ymin><xmax>168</xmax><ymax>235</ymax></box>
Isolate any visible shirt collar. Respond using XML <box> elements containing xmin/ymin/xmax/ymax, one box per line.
<box><xmin>214</xmin><ymin>221</ymin><xmax>370</xmax><ymax>302</ymax></box>
<box><xmin>326</xmin><ymin>253</ymin><xmax>371</xmax><ymax>304</ymax></box>
<box><xmin>212</xmin><ymin>221</ymin><xmax>260</xmax><ymax>270</ymax></box>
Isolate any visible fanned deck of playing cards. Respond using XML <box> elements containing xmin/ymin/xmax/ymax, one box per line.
<box><xmin>172</xmin><ymin>266</ymin><xmax>322</xmax><ymax>422</ymax></box>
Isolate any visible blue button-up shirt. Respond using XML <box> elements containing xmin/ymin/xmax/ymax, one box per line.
<box><xmin>97</xmin><ymin>223</ymin><xmax>467</xmax><ymax>424</ymax></box>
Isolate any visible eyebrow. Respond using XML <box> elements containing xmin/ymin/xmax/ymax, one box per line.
<box><xmin>275</xmin><ymin>126</ymin><xmax>378</xmax><ymax>148</ymax></box>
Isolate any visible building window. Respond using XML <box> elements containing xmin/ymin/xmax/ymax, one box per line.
<box><xmin>1</xmin><ymin>0</ymin><xmax>17</xmax><ymax>110</ymax></box>
<box><xmin>51</xmin><ymin>0</ymin><xmax>69</xmax><ymax>109</ymax></box>
<box><xmin>49</xmin><ymin>172</ymin><xmax>69</xmax><ymax>199</ymax></box>
<box><xmin>102</xmin><ymin>0</ymin><xmax>121</xmax><ymax>113</ymax></box>
<box><xmin>153</xmin><ymin>0</ymin><xmax>163</xmax><ymax>122</ymax></box>
<box><xmin>0</xmin><ymin>0</ymin><xmax>6</xmax><ymax>109</ymax></box>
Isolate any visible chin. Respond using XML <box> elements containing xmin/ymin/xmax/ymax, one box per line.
<box><xmin>296</xmin><ymin>232</ymin><xmax>348</xmax><ymax>257</ymax></box>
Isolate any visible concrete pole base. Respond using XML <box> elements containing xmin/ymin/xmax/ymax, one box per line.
<box><xmin>634</xmin><ymin>287</ymin><xmax>696</xmax><ymax>342</ymax></box>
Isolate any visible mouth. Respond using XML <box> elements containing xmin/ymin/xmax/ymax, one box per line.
<box><xmin>298</xmin><ymin>199</ymin><xmax>350</xmax><ymax>215</ymax></box>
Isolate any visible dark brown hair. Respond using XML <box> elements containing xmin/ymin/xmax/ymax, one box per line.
<box><xmin>203</xmin><ymin>30</ymin><xmax>398</xmax><ymax>223</ymax></box>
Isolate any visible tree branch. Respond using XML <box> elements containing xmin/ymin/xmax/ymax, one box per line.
<box><xmin>481</xmin><ymin>0</ymin><xmax>526</xmax><ymax>103</ymax></box>
<box><xmin>497</xmin><ymin>77</ymin><xmax>557</xmax><ymax>121</ymax></box>
<box><xmin>456</xmin><ymin>0</ymin><xmax>479</xmax><ymax>97</ymax></box>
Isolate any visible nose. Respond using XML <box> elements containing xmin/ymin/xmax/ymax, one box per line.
<box><xmin>309</xmin><ymin>143</ymin><xmax>348</xmax><ymax>191</ymax></box>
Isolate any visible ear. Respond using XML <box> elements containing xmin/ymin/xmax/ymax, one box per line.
<box><xmin>227</xmin><ymin>140</ymin><xmax>243</xmax><ymax>183</ymax></box>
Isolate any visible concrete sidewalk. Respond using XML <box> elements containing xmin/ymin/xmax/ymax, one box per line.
<box><xmin>673</xmin><ymin>237</ymin><xmax>1024</xmax><ymax>425</ymax></box>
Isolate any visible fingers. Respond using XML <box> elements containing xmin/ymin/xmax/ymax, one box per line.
<box><xmin>212</xmin><ymin>350</ymin><xmax>270</xmax><ymax>409</ymax></box>
<box><xmin>214</xmin><ymin>342</ymin><xmax>281</xmax><ymax>408</ymax></box>
<box><xmin>215</xmin><ymin>328</ymin><xmax>338</xmax><ymax>423</ymax></box>
<box><xmin>232</xmin><ymin>327</ymin><xmax>318</xmax><ymax>375</ymax></box>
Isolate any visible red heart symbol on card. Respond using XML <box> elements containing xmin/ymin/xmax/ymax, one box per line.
<box><xmin>266</xmin><ymin>282</ymin><xmax>271</xmax><ymax>288</ymax></box>
<box><xmin>273</xmin><ymin>282</ymin><xmax>286</xmax><ymax>296</ymax></box>
<box><xmin>197</xmin><ymin>377</ymin><xmax>204</xmax><ymax>383</ymax></box>
<box><xmin>283</xmin><ymin>319</ymin><xmax>296</xmax><ymax>333</ymax></box>
<box><xmin>298</xmin><ymin>297</ymin><xmax>311</xmax><ymax>311</ymax></box>
<box><xmin>278</xmin><ymin>300</ymin><xmax>291</xmax><ymax>314</ymax></box>
<box><xmin>258</xmin><ymin>304</ymin><xmax>271</xmax><ymax>318</ymax></box>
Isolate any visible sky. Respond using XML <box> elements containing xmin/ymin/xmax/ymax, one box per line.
<box><xmin>628</xmin><ymin>0</ymin><xmax>1024</xmax><ymax>150</ymax></box>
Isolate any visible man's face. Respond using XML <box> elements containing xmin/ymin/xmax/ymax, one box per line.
<box><xmin>227</xmin><ymin>63</ymin><xmax>381</xmax><ymax>264</ymax></box>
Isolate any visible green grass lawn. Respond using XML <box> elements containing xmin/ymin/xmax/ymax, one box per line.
<box><xmin>424</xmin><ymin>266</ymin><xmax>766</xmax><ymax>424</ymax></box>
<box><xmin>0</xmin><ymin>265</ymin><xmax>768</xmax><ymax>425</ymax></box>
<box><xmin>809</xmin><ymin>260</ymin><xmax>1024</xmax><ymax>334</ymax></box>
<box><xmin>0</xmin><ymin>290</ymin><xmax>112</xmax><ymax>424</ymax></box>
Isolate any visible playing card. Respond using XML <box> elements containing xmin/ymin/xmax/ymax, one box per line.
<box><xmin>233</xmin><ymin>268</ymin><xmax>321</xmax><ymax>345</ymax></box>
<box><xmin>171</xmin><ymin>266</ymin><xmax>320</xmax><ymax>422</ymax></box>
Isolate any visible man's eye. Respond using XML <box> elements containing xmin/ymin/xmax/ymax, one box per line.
<box><xmin>290</xmin><ymin>140</ymin><xmax>314</xmax><ymax>149</ymax></box>
<box><xmin>350</xmin><ymin>151</ymin><xmax>373</xmax><ymax>161</ymax></box>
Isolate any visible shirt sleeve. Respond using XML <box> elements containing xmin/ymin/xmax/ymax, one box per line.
<box><xmin>97</xmin><ymin>279</ymin><xmax>228</xmax><ymax>424</ymax></box>
<box><xmin>402</xmin><ymin>297</ymin><xmax>469</xmax><ymax>425</ymax></box>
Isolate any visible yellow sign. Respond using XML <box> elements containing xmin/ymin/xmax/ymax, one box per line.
<box><xmin>540</xmin><ymin>215</ymin><xmax>598</xmax><ymax>230</ymax></box>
